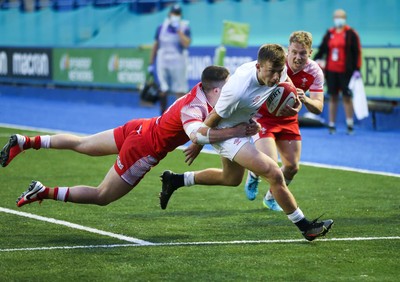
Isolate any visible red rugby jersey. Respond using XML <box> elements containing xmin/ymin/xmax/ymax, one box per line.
<box><xmin>144</xmin><ymin>82</ymin><xmax>212</xmax><ymax>159</ymax></box>
<box><xmin>256</xmin><ymin>59</ymin><xmax>324</xmax><ymax>123</ymax></box>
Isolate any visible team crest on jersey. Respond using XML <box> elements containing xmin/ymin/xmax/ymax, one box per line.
<box><xmin>261</xmin><ymin>127</ymin><xmax>267</xmax><ymax>134</ymax></box>
<box><xmin>301</xmin><ymin>77</ymin><xmax>308</xmax><ymax>88</ymax></box>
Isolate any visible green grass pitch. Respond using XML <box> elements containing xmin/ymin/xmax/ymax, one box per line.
<box><xmin>0</xmin><ymin>127</ymin><xmax>399</xmax><ymax>281</ymax></box>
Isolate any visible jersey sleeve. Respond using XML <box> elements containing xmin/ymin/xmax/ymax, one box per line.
<box><xmin>182</xmin><ymin>21</ymin><xmax>191</xmax><ymax>38</ymax></box>
<box><xmin>184</xmin><ymin>28</ymin><xmax>191</xmax><ymax>39</ymax></box>
<box><xmin>181</xmin><ymin>103</ymin><xmax>206</xmax><ymax>137</ymax></box>
<box><xmin>154</xmin><ymin>25</ymin><xmax>162</xmax><ymax>41</ymax></box>
<box><xmin>309</xmin><ymin>63</ymin><xmax>325</xmax><ymax>93</ymax></box>
<box><xmin>280</xmin><ymin>65</ymin><xmax>288</xmax><ymax>83</ymax></box>
<box><xmin>214</xmin><ymin>80</ymin><xmax>240</xmax><ymax>119</ymax></box>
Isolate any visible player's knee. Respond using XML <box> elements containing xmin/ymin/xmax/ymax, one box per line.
<box><xmin>222</xmin><ymin>174</ymin><xmax>242</xmax><ymax>186</ymax></box>
<box><xmin>227</xmin><ymin>178</ymin><xmax>242</xmax><ymax>187</ymax></box>
<box><xmin>284</xmin><ymin>164</ymin><xmax>299</xmax><ymax>178</ymax></box>
<box><xmin>95</xmin><ymin>190</ymin><xmax>114</xmax><ymax>206</ymax></box>
<box><xmin>266</xmin><ymin>167</ymin><xmax>286</xmax><ymax>186</ymax></box>
<box><xmin>96</xmin><ymin>197</ymin><xmax>112</xmax><ymax>206</ymax></box>
<box><xmin>77</xmin><ymin>137</ymin><xmax>99</xmax><ymax>156</ymax></box>
<box><xmin>98</xmin><ymin>200</ymin><xmax>112</xmax><ymax>206</ymax></box>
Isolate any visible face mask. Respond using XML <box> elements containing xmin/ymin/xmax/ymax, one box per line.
<box><xmin>170</xmin><ymin>15</ymin><xmax>181</xmax><ymax>27</ymax></box>
<box><xmin>334</xmin><ymin>18</ymin><xmax>346</xmax><ymax>28</ymax></box>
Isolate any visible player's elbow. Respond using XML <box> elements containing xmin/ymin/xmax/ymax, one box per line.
<box><xmin>310</xmin><ymin>108</ymin><xmax>323</xmax><ymax>115</ymax></box>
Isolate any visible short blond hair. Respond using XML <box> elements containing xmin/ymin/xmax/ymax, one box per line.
<box><xmin>334</xmin><ymin>9</ymin><xmax>346</xmax><ymax>18</ymax></box>
<box><xmin>289</xmin><ymin>31</ymin><xmax>313</xmax><ymax>49</ymax></box>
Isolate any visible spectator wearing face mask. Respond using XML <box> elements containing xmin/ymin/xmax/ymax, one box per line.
<box><xmin>314</xmin><ymin>9</ymin><xmax>362</xmax><ymax>135</ymax></box>
<box><xmin>148</xmin><ymin>4</ymin><xmax>192</xmax><ymax>114</ymax></box>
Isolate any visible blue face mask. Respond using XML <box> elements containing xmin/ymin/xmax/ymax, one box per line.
<box><xmin>170</xmin><ymin>15</ymin><xmax>181</xmax><ymax>28</ymax></box>
<box><xmin>334</xmin><ymin>18</ymin><xmax>346</xmax><ymax>28</ymax></box>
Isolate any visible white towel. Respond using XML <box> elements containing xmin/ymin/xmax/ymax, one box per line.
<box><xmin>349</xmin><ymin>72</ymin><xmax>369</xmax><ymax>120</ymax></box>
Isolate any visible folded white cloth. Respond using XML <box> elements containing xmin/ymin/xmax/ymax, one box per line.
<box><xmin>349</xmin><ymin>71</ymin><xmax>369</xmax><ymax>120</ymax></box>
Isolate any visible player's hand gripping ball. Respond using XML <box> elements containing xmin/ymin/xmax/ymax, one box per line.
<box><xmin>266</xmin><ymin>82</ymin><xmax>297</xmax><ymax>116</ymax></box>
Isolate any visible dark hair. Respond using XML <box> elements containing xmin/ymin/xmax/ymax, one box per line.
<box><xmin>170</xmin><ymin>4</ymin><xmax>182</xmax><ymax>15</ymax></box>
<box><xmin>257</xmin><ymin>44</ymin><xmax>286</xmax><ymax>69</ymax></box>
<box><xmin>201</xmin><ymin>65</ymin><xmax>230</xmax><ymax>92</ymax></box>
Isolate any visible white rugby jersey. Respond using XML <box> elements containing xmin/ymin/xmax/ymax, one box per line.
<box><xmin>214</xmin><ymin>60</ymin><xmax>287</xmax><ymax>129</ymax></box>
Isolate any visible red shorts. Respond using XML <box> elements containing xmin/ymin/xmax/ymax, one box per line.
<box><xmin>254</xmin><ymin>118</ymin><xmax>301</xmax><ymax>141</ymax></box>
<box><xmin>113</xmin><ymin>119</ymin><xmax>159</xmax><ymax>186</ymax></box>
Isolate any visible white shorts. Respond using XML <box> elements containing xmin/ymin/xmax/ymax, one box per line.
<box><xmin>211</xmin><ymin>136</ymin><xmax>251</xmax><ymax>161</ymax></box>
<box><xmin>156</xmin><ymin>51</ymin><xmax>189</xmax><ymax>93</ymax></box>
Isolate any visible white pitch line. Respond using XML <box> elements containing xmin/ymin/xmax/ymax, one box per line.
<box><xmin>1</xmin><ymin>236</ymin><xmax>399</xmax><ymax>252</ymax></box>
<box><xmin>0</xmin><ymin>123</ymin><xmax>87</xmax><ymax>136</ymax></box>
<box><xmin>0</xmin><ymin>207</ymin><xmax>154</xmax><ymax>246</ymax></box>
<box><xmin>2</xmin><ymin>123</ymin><xmax>400</xmax><ymax>178</ymax></box>
<box><xmin>300</xmin><ymin>161</ymin><xmax>400</xmax><ymax>178</ymax></box>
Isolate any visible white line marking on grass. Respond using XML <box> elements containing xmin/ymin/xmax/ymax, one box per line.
<box><xmin>196</xmin><ymin>147</ymin><xmax>400</xmax><ymax>178</ymax></box>
<box><xmin>300</xmin><ymin>161</ymin><xmax>400</xmax><ymax>178</ymax></box>
<box><xmin>0</xmin><ymin>207</ymin><xmax>154</xmax><ymax>246</ymax></box>
<box><xmin>2</xmin><ymin>123</ymin><xmax>400</xmax><ymax>178</ymax></box>
<box><xmin>0</xmin><ymin>244</ymin><xmax>137</xmax><ymax>252</ymax></box>
<box><xmin>0</xmin><ymin>123</ymin><xmax>87</xmax><ymax>136</ymax></box>
<box><xmin>1</xmin><ymin>236</ymin><xmax>399</xmax><ymax>252</ymax></box>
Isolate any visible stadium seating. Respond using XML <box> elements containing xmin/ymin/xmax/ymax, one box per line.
<box><xmin>0</xmin><ymin>0</ymin><xmax>21</xmax><ymax>9</ymax></box>
<box><xmin>1</xmin><ymin>0</ymin><xmax>398</xmax><ymax>47</ymax></box>
<box><xmin>53</xmin><ymin>0</ymin><xmax>75</xmax><ymax>11</ymax></box>
<box><xmin>74</xmin><ymin>0</ymin><xmax>93</xmax><ymax>7</ymax></box>
<box><xmin>1</xmin><ymin>0</ymin><xmax>229</xmax><ymax>13</ymax></box>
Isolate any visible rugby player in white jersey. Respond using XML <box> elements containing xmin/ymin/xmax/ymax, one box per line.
<box><xmin>245</xmin><ymin>31</ymin><xmax>325</xmax><ymax>211</ymax></box>
<box><xmin>160</xmin><ymin>44</ymin><xmax>333</xmax><ymax>241</ymax></box>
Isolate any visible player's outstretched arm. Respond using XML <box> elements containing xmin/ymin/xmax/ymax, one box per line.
<box><xmin>191</xmin><ymin>122</ymin><xmax>259</xmax><ymax>145</ymax></box>
<box><xmin>183</xmin><ymin>143</ymin><xmax>203</xmax><ymax>166</ymax></box>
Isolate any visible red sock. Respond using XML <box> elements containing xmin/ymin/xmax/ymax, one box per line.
<box><xmin>32</xmin><ymin>136</ymin><xmax>41</xmax><ymax>150</ymax></box>
<box><xmin>65</xmin><ymin>188</ymin><xmax>70</xmax><ymax>202</ymax></box>
<box><xmin>52</xmin><ymin>187</ymin><xmax>70</xmax><ymax>202</ymax></box>
<box><xmin>22</xmin><ymin>136</ymin><xmax>41</xmax><ymax>150</ymax></box>
<box><xmin>53</xmin><ymin>187</ymin><xmax>59</xmax><ymax>200</ymax></box>
<box><xmin>37</xmin><ymin>188</ymin><xmax>49</xmax><ymax>200</ymax></box>
<box><xmin>22</xmin><ymin>136</ymin><xmax>32</xmax><ymax>150</ymax></box>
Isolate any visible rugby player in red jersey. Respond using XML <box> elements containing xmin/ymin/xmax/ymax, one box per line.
<box><xmin>244</xmin><ymin>31</ymin><xmax>325</xmax><ymax>211</ymax></box>
<box><xmin>0</xmin><ymin>66</ymin><xmax>259</xmax><ymax>207</ymax></box>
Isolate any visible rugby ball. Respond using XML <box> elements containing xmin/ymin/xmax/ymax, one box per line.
<box><xmin>266</xmin><ymin>82</ymin><xmax>297</xmax><ymax>116</ymax></box>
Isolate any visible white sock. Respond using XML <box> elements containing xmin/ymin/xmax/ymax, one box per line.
<box><xmin>183</xmin><ymin>172</ymin><xmax>195</xmax><ymax>186</ymax></box>
<box><xmin>16</xmin><ymin>134</ymin><xmax>26</xmax><ymax>149</ymax></box>
<box><xmin>265</xmin><ymin>179</ymin><xmax>291</xmax><ymax>201</ymax></box>
<box><xmin>287</xmin><ymin>207</ymin><xmax>305</xmax><ymax>223</ymax></box>
<box><xmin>346</xmin><ymin>119</ymin><xmax>354</xmax><ymax>127</ymax></box>
<box><xmin>328</xmin><ymin>122</ymin><xmax>335</xmax><ymax>127</ymax></box>
<box><xmin>41</xmin><ymin>135</ymin><xmax>51</xmax><ymax>148</ymax></box>
<box><xmin>265</xmin><ymin>189</ymin><xmax>274</xmax><ymax>200</ymax></box>
<box><xmin>249</xmin><ymin>171</ymin><xmax>258</xmax><ymax>179</ymax></box>
<box><xmin>57</xmin><ymin>187</ymin><xmax>69</xmax><ymax>201</ymax></box>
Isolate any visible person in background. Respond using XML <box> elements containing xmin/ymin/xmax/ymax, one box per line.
<box><xmin>314</xmin><ymin>9</ymin><xmax>362</xmax><ymax>135</ymax></box>
<box><xmin>148</xmin><ymin>4</ymin><xmax>192</xmax><ymax>114</ymax></box>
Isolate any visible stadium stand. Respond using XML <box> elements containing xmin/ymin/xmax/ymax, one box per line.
<box><xmin>1</xmin><ymin>0</ymin><xmax>399</xmax><ymax>131</ymax></box>
<box><xmin>0</xmin><ymin>0</ymin><xmax>21</xmax><ymax>9</ymax></box>
<box><xmin>1</xmin><ymin>0</ymin><xmax>399</xmax><ymax>47</ymax></box>
<box><xmin>53</xmin><ymin>0</ymin><xmax>76</xmax><ymax>10</ymax></box>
